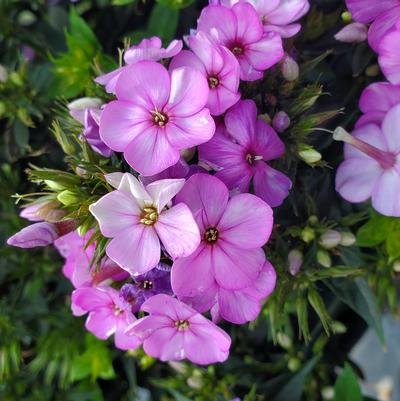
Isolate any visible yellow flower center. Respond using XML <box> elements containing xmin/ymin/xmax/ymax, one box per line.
<box><xmin>208</xmin><ymin>75</ymin><xmax>220</xmax><ymax>88</ymax></box>
<box><xmin>151</xmin><ymin>110</ymin><xmax>168</xmax><ymax>127</ymax></box>
<box><xmin>175</xmin><ymin>319</ymin><xmax>190</xmax><ymax>331</ymax></box>
<box><xmin>140</xmin><ymin>207</ymin><xmax>158</xmax><ymax>225</ymax></box>
<box><xmin>204</xmin><ymin>227</ymin><xmax>219</xmax><ymax>244</ymax></box>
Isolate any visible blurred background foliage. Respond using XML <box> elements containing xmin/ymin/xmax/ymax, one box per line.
<box><xmin>0</xmin><ymin>0</ymin><xmax>399</xmax><ymax>400</ymax></box>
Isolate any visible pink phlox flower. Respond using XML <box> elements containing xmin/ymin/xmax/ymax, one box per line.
<box><xmin>99</xmin><ymin>61</ymin><xmax>215</xmax><ymax>176</ymax></box>
<box><xmin>89</xmin><ymin>173</ymin><xmax>200</xmax><ymax>275</ymax></box>
<box><xmin>125</xmin><ymin>294</ymin><xmax>231</xmax><ymax>364</ymax></box>
<box><xmin>199</xmin><ymin>99</ymin><xmax>292</xmax><ymax>207</ymax></box>
<box><xmin>378</xmin><ymin>20</ymin><xmax>400</xmax><ymax>85</ymax></box>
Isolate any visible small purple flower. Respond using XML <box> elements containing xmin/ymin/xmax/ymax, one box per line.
<box><xmin>99</xmin><ymin>61</ymin><xmax>215</xmax><ymax>176</ymax></box>
<box><xmin>125</xmin><ymin>294</ymin><xmax>231</xmax><ymax>364</ymax></box>
<box><xmin>96</xmin><ymin>37</ymin><xmax>182</xmax><ymax>94</ymax></box>
<box><xmin>89</xmin><ymin>173</ymin><xmax>200</xmax><ymax>275</ymax></box>
<box><xmin>7</xmin><ymin>222</ymin><xmax>59</xmax><ymax>248</ymax></box>
<box><xmin>72</xmin><ymin>286</ymin><xmax>141</xmax><ymax>350</ymax></box>
<box><xmin>272</xmin><ymin>110</ymin><xmax>291</xmax><ymax>132</ymax></box>
<box><xmin>170</xmin><ymin>31</ymin><xmax>240</xmax><ymax>116</ymax></box>
<box><xmin>119</xmin><ymin>263</ymin><xmax>173</xmax><ymax>313</ymax></box>
<box><xmin>199</xmin><ymin>100</ymin><xmax>292</xmax><ymax>207</ymax></box>
<box><xmin>197</xmin><ymin>3</ymin><xmax>284</xmax><ymax>81</ymax></box>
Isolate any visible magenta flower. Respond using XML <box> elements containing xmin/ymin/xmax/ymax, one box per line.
<box><xmin>335</xmin><ymin>105</ymin><xmax>400</xmax><ymax>216</ymax></box>
<box><xmin>7</xmin><ymin>222</ymin><xmax>59</xmax><ymax>248</ymax></box>
<box><xmin>378</xmin><ymin>22</ymin><xmax>400</xmax><ymax>85</ymax></box>
<box><xmin>126</xmin><ymin>294</ymin><xmax>231</xmax><ymax>364</ymax></box>
<box><xmin>170</xmin><ymin>32</ymin><xmax>240</xmax><ymax>116</ymax></box>
<box><xmin>89</xmin><ymin>173</ymin><xmax>200</xmax><ymax>275</ymax></box>
<box><xmin>199</xmin><ymin>100</ymin><xmax>292</xmax><ymax>207</ymax></box>
<box><xmin>197</xmin><ymin>3</ymin><xmax>284</xmax><ymax>81</ymax></box>
<box><xmin>345</xmin><ymin>0</ymin><xmax>400</xmax><ymax>51</ymax></box>
<box><xmin>96</xmin><ymin>37</ymin><xmax>182</xmax><ymax>93</ymax></box>
<box><xmin>72</xmin><ymin>286</ymin><xmax>141</xmax><ymax>350</ymax></box>
<box><xmin>209</xmin><ymin>0</ymin><xmax>309</xmax><ymax>38</ymax></box>
<box><xmin>171</xmin><ymin>173</ymin><xmax>273</xmax><ymax>305</ymax></box>
<box><xmin>99</xmin><ymin>61</ymin><xmax>215</xmax><ymax>176</ymax></box>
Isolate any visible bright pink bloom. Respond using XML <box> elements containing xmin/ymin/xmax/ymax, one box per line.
<box><xmin>378</xmin><ymin>22</ymin><xmax>400</xmax><ymax>85</ymax></box>
<box><xmin>89</xmin><ymin>173</ymin><xmax>200</xmax><ymax>275</ymax></box>
<box><xmin>209</xmin><ymin>0</ymin><xmax>310</xmax><ymax>38</ymax></box>
<box><xmin>197</xmin><ymin>3</ymin><xmax>284</xmax><ymax>81</ymax></box>
<box><xmin>99</xmin><ymin>61</ymin><xmax>215</xmax><ymax>176</ymax></box>
<box><xmin>335</xmin><ymin>106</ymin><xmax>400</xmax><ymax>216</ymax></box>
<box><xmin>126</xmin><ymin>294</ymin><xmax>231</xmax><ymax>364</ymax></box>
<box><xmin>72</xmin><ymin>286</ymin><xmax>141</xmax><ymax>350</ymax></box>
<box><xmin>334</xmin><ymin>22</ymin><xmax>368</xmax><ymax>43</ymax></box>
<box><xmin>7</xmin><ymin>222</ymin><xmax>59</xmax><ymax>248</ymax></box>
<box><xmin>345</xmin><ymin>0</ymin><xmax>400</xmax><ymax>51</ymax></box>
<box><xmin>170</xmin><ymin>32</ymin><xmax>240</xmax><ymax>116</ymax></box>
<box><xmin>96</xmin><ymin>37</ymin><xmax>182</xmax><ymax>93</ymax></box>
<box><xmin>171</xmin><ymin>173</ymin><xmax>273</xmax><ymax>305</ymax></box>
<box><xmin>199</xmin><ymin>100</ymin><xmax>292</xmax><ymax>207</ymax></box>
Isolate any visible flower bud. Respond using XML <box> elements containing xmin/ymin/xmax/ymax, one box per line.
<box><xmin>334</xmin><ymin>23</ymin><xmax>367</xmax><ymax>43</ymax></box>
<box><xmin>57</xmin><ymin>190</ymin><xmax>79</xmax><ymax>206</ymax></box>
<box><xmin>272</xmin><ymin>111</ymin><xmax>290</xmax><ymax>133</ymax></box>
<box><xmin>321</xmin><ymin>386</ymin><xmax>334</xmax><ymax>400</ymax></box>
<box><xmin>276</xmin><ymin>332</ymin><xmax>292</xmax><ymax>349</ymax></box>
<box><xmin>341</xmin><ymin>11</ymin><xmax>352</xmax><ymax>23</ymax></box>
<box><xmin>301</xmin><ymin>227</ymin><xmax>315</xmax><ymax>243</ymax></box>
<box><xmin>288</xmin><ymin>357</ymin><xmax>301</xmax><ymax>372</ymax></box>
<box><xmin>308</xmin><ymin>215</ymin><xmax>318</xmax><ymax>225</ymax></box>
<box><xmin>0</xmin><ymin>65</ymin><xmax>8</xmax><ymax>82</ymax></box>
<box><xmin>288</xmin><ymin>249</ymin><xmax>303</xmax><ymax>276</ymax></box>
<box><xmin>393</xmin><ymin>260</ymin><xmax>400</xmax><ymax>273</ymax></box>
<box><xmin>68</xmin><ymin>97</ymin><xmax>102</xmax><ymax>124</ymax></box>
<box><xmin>339</xmin><ymin>231</ymin><xmax>356</xmax><ymax>246</ymax></box>
<box><xmin>45</xmin><ymin>180</ymin><xmax>66</xmax><ymax>191</ymax></box>
<box><xmin>281</xmin><ymin>55</ymin><xmax>299</xmax><ymax>82</ymax></box>
<box><xmin>20</xmin><ymin>203</ymin><xmax>47</xmax><ymax>222</ymax></box>
<box><xmin>317</xmin><ymin>249</ymin><xmax>332</xmax><ymax>268</ymax></box>
<box><xmin>319</xmin><ymin>230</ymin><xmax>341</xmax><ymax>249</ymax></box>
<box><xmin>7</xmin><ymin>222</ymin><xmax>59</xmax><ymax>248</ymax></box>
<box><xmin>298</xmin><ymin>145</ymin><xmax>322</xmax><ymax>164</ymax></box>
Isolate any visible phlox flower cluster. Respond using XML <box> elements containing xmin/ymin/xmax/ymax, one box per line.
<box><xmin>7</xmin><ymin>0</ymin><xmax>311</xmax><ymax>364</ymax></box>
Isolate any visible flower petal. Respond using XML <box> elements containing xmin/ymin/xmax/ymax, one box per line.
<box><xmin>71</xmin><ymin>287</ymin><xmax>113</xmax><ymax>311</ymax></box>
<box><xmin>85</xmin><ymin>308</ymin><xmax>117</xmax><ymax>339</ymax></box>
<box><xmin>232</xmin><ymin>2</ymin><xmax>263</xmax><ymax>43</ymax></box>
<box><xmin>382</xmin><ymin>104</ymin><xmax>400</xmax><ymax>153</ymax></box>
<box><xmin>115</xmin><ymin>319</ymin><xmax>142</xmax><ymax>350</ymax></box>
<box><xmin>254</xmin><ymin>119</ymin><xmax>285</xmax><ymax>160</ymax></box>
<box><xmin>146</xmin><ymin>178</ymin><xmax>185</xmax><ymax>212</ymax></box>
<box><xmin>371</xmin><ymin>169</ymin><xmax>400</xmax><ymax>216</ymax></box>
<box><xmin>379</xmin><ymin>30</ymin><xmax>400</xmax><ymax>85</ymax></box>
<box><xmin>359</xmin><ymin>82</ymin><xmax>400</xmax><ymax>114</ymax></box>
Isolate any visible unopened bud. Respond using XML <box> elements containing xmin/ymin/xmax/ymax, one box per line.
<box><xmin>335</xmin><ymin>23</ymin><xmax>367</xmax><ymax>43</ymax></box>
<box><xmin>317</xmin><ymin>249</ymin><xmax>332</xmax><ymax>268</ymax></box>
<box><xmin>272</xmin><ymin>111</ymin><xmax>290</xmax><ymax>133</ymax></box>
<box><xmin>393</xmin><ymin>260</ymin><xmax>400</xmax><ymax>273</ymax></box>
<box><xmin>320</xmin><ymin>230</ymin><xmax>341</xmax><ymax>249</ymax></box>
<box><xmin>45</xmin><ymin>180</ymin><xmax>66</xmax><ymax>191</ymax></box>
<box><xmin>0</xmin><ymin>65</ymin><xmax>8</xmax><ymax>82</ymax></box>
<box><xmin>321</xmin><ymin>386</ymin><xmax>334</xmax><ymax>400</ymax></box>
<box><xmin>57</xmin><ymin>190</ymin><xmax>79</xmax><ymax>206</ymax></box>
<box><xmin>7</xmin><ymin>222</ymin><xmax>59</xmax><ymax>248</ymax></box>
<box><xmin>341</xmin><ymin>11</ymin><xmax>352</xmax><ymax>23</ymax></box>
<box><xmin>339</xmin><ymin>231</ymin><xmax>356</xmax><ymax>246</ymax></box>
<box><xmin>301</xmin><ymin>227</ymin><xmax>315</xmax><ymax>243</ymax></box>
<box><xmin>288</xmin><ymin>357</ymin><xmax>301</xmax><ymax>372</ymax></box>
<box><xmin>68</xmin><ymin>97</ymin><xmax>102</xmax><ymax>124</ymax></box>
<box><xmin>288</xmin><ymin>249</ymin><xmax>303</xmax><ymax>276</ymax></box>
<box><xmin>308</xmin><ymin>215</ymin><xmax>318</xmax><ymax>225</ymax></box>
<box><xmin>281</xmin><ymin>55</ymin><xmax>299</xmax><ymax>82</ymax></box>
<box><xmin>276</xmin><ymin>332</ymin><xmax>292</xmax><ymax>349</ymax></box>
<box><xmin>298</xmin><ymin>145</ymin><xmax>322</xmax><ymax>164</ymax></box>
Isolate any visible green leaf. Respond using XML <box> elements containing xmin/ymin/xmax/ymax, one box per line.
<box><xmin>333</xmin><ymin>363</ymin><xmax>363</xmax><ymax>401</ymax></box>
<box><xmin>148</xmin><ymin>4</ymin><xmax>179</xmax><ymax>44</ymax></box>
<box><xmin>112</xmin><ymin>0</ymin><xmax>136</xmax><ymax>4</ymax></box>
<box><xmin>326</xmin><ymin>278</ymin><xmax>385</xmax><ymax>344</ymax></box>
<box><xmin>69</xmin><ymin>8</ymin><xmax>100</xmax><ymax>51</ymax></box>
<box><xmin>386</xmin><ymin>226</ymin><xmax>400</xmax><ymax>260</ymax></box>
<box><xmin>13</xmin><ymin>119</ymin><xmax>29</xmax><ymax>148</ymax></box>
<box><xmin>156</xmin><ymin>0</ymin><xmax>195</xmax><ymax>10</ymax></box>
<box><xmin>271</xmin><ymin>355</ymin><xmax>320</xmax><ymax>401</ymax></box>
<box><xmin>356</xmin><ymin>215</ymin><xmax>393</xmax><ymax>247</ymax></box>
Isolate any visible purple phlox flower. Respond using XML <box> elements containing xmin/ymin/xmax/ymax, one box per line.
<box><xmin>22</xmin><ymin>45</ymin><xmax>35</xmax><ymax>61</ymax></box>
<box><xmin>68</xmin><ymin>98</ymin><xmax>112</xmax><ymax>157</ymax></box>
<box><xmin>197</xmin><ymin>3</ymin><xmax>284</xmax><ymax>81</ymax></box>
<box><xmin>199</xmin><ymin>100</ymin><xmax>292</xmax><ymax>207</ymax></box>
<box><xmin>99</xmin><ymin>61</ymin><xmax>215</xmax><ymax>176</ymax></box>
<box><xmin>125</xmin><ymin>294</ymin><xmax>231</xmax><ymax>364</ymax></box>
<box><xmin>72</xmin><ymin>286</ymin><xmax>141</xmax><ymax>350</ymax></box>
<box><xmin>170</xmin><ymin>31</ymin><xmax>240</xmax><ymax>116</ymax></box>
<box><xmin>7</xmin><ymin>222</ymin><xmax>59</xmax><ymax>248</ymax></box>
<box><xmin>209</xmin><ymin>261</ymin><xmax>276</xmax><ymax>324</ymax></box>
<box><xmin>89</xmin><ymin>173</ymin><xmax>200</xmax><ymax>275</ymax></box>
<box><xmin>335</xmin><ymin>106</ymin><xmax>400</xmax><ymax>216</ymax></box>
<box><xmin>378</xmin><ymin>20</ymin><xmax>400</xmax><ymax>85</ymax></box>
<box><xmin>209</xmin><ymin>0</ymin><xmax>310</xmax><ymax>38</ymax></box>
<box><xmin>334</xmin><ymin>22</ymin><xmax>368</xmax><ymax>43</ymax></box>
<box><xmin>345</xmin><ymin>0</ymin><xmax>400</xmax><ymax>51</ymax></box>
<box><xmin>95</xmin><ymin>37</ymin><xmax>183</xmax><ymax>94</ymax></box>
<box><xmin>171</xmin><ymin>173</ymin><xmax>273</xmax><ymax>310</ymax></box>
<box><xmin>355</xmin><ymin>82</ymin><xmax>400</xmax><ymax>128</ymax></box>
<box><xmin>119</xmin><ymin>262</ymin><xmax>173</xmax><ymax>313</ymax></box>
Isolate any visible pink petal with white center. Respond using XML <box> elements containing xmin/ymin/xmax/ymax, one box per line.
<box><xmin>382</xmin><ymin>104</ymin><xmax>400</xmax><ymax>153</ymax></box>
<box><xmin>232</xmin><ymin>2</ymin><xmax>263</xmax><ymax>43</ymax></box>
<box><xmin>378</xmin><ymin>30</ymin><xmax>400</xmax><ymax>85</ymax></box>
<box><xmin>124</xmin><ymin>128</ymin><xmax>180</xmax><ymax>176</ymax></box>
<box><xmin>174</xmin><ymin>173</ymin><xmax>229</xmax><ymax>227</ymax></box>
<box><xmin>371</xmin><ymin>168</ymin><xmax>400</xmax><ymax>216</ymax></box>
<box><xmin>336</xmin><ymin>157</ymin><xmax>382</xmax><ymax>203</ymax></box>
<box><xmin>115</xmin><ymin>61</ymin><xmax>171</xmax><ymax>109</ymax></box>
<box><xmin>89</xmin><ymin>190</ymin><xmax>141</xmax><ymax>237</ymax></box>
<box><xmin>166</xmin><ymin>67</ymin><xmax>210</xmax><ymax>117</ymax></box>
<box><xmin>145</xmin><ymin>178</ymin><xmax>185</xmax><ymax>212</ymax></box>
<box><xmin>165</xmin><ymin>109</ymin><xmax>215</xmax><ymax>149</ymax></box>
<box><xmin>225</xmin><ymin>99</ymin><xmax>257</xmax><ymax>147</ymax></box>
<box><xmin>169</xmin><ymin>50</ymin><xmax>207</xmax><ymax>75</ymax></box>
<box><xmin>106</xmin><ymin>225</ymin><xmax>160</xmax><ymax>275</ymax></box>
<box><xmin>245</xmin><ymin>33</ymin><xmax>284</xmax><ymax>71</ymax></box>
<box><xmin>359</xmin><ymin>82</ymin><xmax>400</xmax><ymax>114</ymax></box>
<box><xmin>155</xmin><ymin>203</ymin><xmax>200</xmax><ymax>259</ymax></box>
<box><xmin>171</xmin><ymin>244</ymin><xmax>216</xmax><ymax>299</ymax></box>
<box><xmin>85</xmin><ymin>308</ymin><xmax>117</xmax><ymax>339</ymax></box>
<box><xmin>100</xmin><ymin>101</ymin><xmax>151</xmax><ymax>152</ymax></box>
<box><xmin>253</xmin><ymin>163</ymin><xmax>292</xmax><ymax>207</ymax></box>
<box><xmin>197</xmin><ymin>5</ymin><xmax>237</xmax><ymax>45</ymax></box>
<box><xmin>368</xmin><ymin>6</ymin><xmax>400</xmax><ymax>52</ymax></box>
<box><xmin>219</xmin><ymin>193</ymin><xmax>273</xmax><ymax>249</ymax></box>
<box><xmin>212</xmin><ymin>244</ymin><xmax>265</xmax><ymax>290</ymax></box>
<box><xmin>255</xmin><ymin>119</ymin><xmax>286</xmax><ymax>160</ymax></box>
